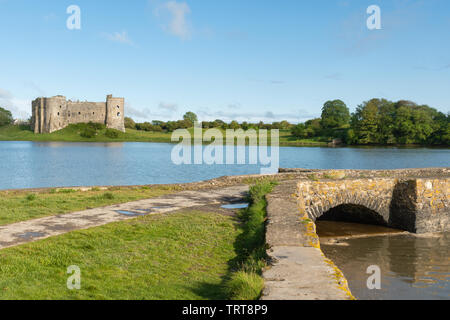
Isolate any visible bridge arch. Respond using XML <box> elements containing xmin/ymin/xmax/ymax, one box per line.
<box><xmin>317</xmin><ymin>203</ymin><xmax>388</xmax><ymax>226</ymax></box>
<box><xmin>298</xmin><ymin>178</ymin><xmax>396</xmax><ymax>229</ymax></box>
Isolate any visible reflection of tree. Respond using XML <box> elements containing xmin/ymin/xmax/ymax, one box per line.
<box><xmin>321</xmin><ymin>230</ymin><xmax>450</xmax><ymax>299</ymax></box>
<box><xmin>387</xmin><ymin>233</ymin><xmax>449</xmax><ymax>285</ymax></box>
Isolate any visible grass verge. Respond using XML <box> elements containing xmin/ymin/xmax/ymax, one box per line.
<box><xmin>225</xmin><ymin>181</ymin><xmax>276</xmax><ymax>300</ymax></box>
<box><xmin>0</xmin><ymin>211</ymin><xmax>241</xmax><ymax>300</ymax></box>
<box><xmin>0</xmin><ymin>185</ymin><xmax>180</xmax><ymax>226</ymax></box>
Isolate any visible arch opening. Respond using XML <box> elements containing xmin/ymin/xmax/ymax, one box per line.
<box><xmin>317</xmin><ymin>204</ymin><xmax>387</xmax><ymax>227</ymax></box>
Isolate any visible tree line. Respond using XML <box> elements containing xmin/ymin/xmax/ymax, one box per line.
<box><xmin>125</xmin><ymin>112</ymin><xmax>292</xmax><ymax>132</ymax></box>
<box><xmin>1</xmin><ymin>99</ymin><xmax>449</xmax><ymax>146</ymax></box>
<box><xmin>291</xmin><ymin>99</ymin><xmax>449</xmax><ymax>146</ymax></box>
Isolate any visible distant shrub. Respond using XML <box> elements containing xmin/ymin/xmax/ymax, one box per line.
<box><xmin>105</xmin><ymin>129</ymin><xmax>120</xmax><ymax>139</ymax></box>
<box><xmin>124</xmin><ymin>117</ymin><xmax>136</xmax><ymax>129</ymax></box>
<box><xmin>0</xmin><ymin>107</ymin><xmax>13</xmax><ymax>126</ymax></box>
<box><xmin>58</xmin><ymin>188</ymin><xmax>77</xmax><ymax>194</ymax></box>
<box><xmin>26</xmin><ymin>194</ymin><xmax>36</xmax><ymax>201</ymax></box>
<box><xmin>88</xmin><ymin>122</ymin><xmax>105</xmax><ymax>130</ymax></box>
<box><xmin>80</xmin><ymin>126</ymin><xmax>96</xmax><ymax>138</ymax></box>
<box><xmin>102</xmin><ymin>192</ymin><xmax>114</xmax><ymax>200</ymax></box>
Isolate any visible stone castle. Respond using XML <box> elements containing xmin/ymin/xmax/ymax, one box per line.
<box><xmin>31</xmin><ymin>95</ymin><xmax>125</xmax><ymax>134</ymax></box>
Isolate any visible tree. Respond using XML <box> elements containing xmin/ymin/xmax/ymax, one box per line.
<box><xmin>0</xmin><ymin>107</ymin><xmax>13</xmax><ymax>126</ymax></box>
<box><xmin>351</xmin><ymin>99</ymin><xmax>383</xmax><ymax>144</ymax></box>
<box><xmin>321</xmin><ymin>100</ymin><xmax>350</xmax><ymax>130</ymax></box>
<box><xmin>279</xmin><ymin>120</ymin><xmax>291</xmax><ymax>129</ymax></box>
<box><xmin>229</xmin><ymin>121</ymin><xmax>240</xmax><ymax>130</ymax></box>
<box><xmin>124</xmin><ymin>117</ymin><xmax>136</xmax><ymax>129</ymax></box>
<box><xmin>183</xmin><ymin>112</ymin><xmax>198</xmax><ymax>126</ymax></box>
<box><xmin>291</xmin><ymin>123</ymin><xmax>307</xmax><ymax>138</ymax></box>
<box><xmin>304</xmin><ymin>118</ymin><xmax>322</xmax><ymax>137</ymax></box>
<box><xmin>212</xmin><ymin>119</ymin><xmax>225</xmax><ymax>128</ymax></box>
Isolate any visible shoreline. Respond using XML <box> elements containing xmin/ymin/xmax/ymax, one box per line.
<box><xmin>1</xmin><ymin>138</ymin><xmax>449</xmax><ymax>148</ymax></box>
<box><xmin>1</xmin><ymin>125</ymin><xmax>448</xmax><ymax>148</ymax></box>
<box><xmin>2</xmin><ymin>167</ymin><xmax>449</xmax><ymax>193</ymax></box>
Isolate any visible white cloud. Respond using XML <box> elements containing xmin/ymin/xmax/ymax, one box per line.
<box><xmin>158</xmin><ymin>102</ymin><xmax>178</xmax><ymax>112</ymax></box>
<box><xmin>0</xmin><ymin>88</ymin><xmax>31</xmax><ymax>120</ymax></box>
<box><xmin>0</xmin><ymin>88</ymin><xmax>13</xmax><ymax>100</ymax></box>
<box><xmin>196</xmin><ymin>108</ymin><xmax>319</xmax><ymax>124</ymax></box>
<box><xmin>155</xmin><ymin>1</ymin><xmax>192</xmax><ymax>40</ymax></box>
<box><xmin>125</xmin><ymin>102</ymin><xmax>181</xmax><ymax>122</ymax></box>
<box><xmin>102</xmin><ymin>31</ymin><xmax>135</xmax><ymax>46</ymax></box>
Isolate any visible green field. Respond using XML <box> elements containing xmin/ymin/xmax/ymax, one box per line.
<box><xmin>0</xmin><ymin>124</ymin><xmax>328</xmax><ymax>146</ymax></box>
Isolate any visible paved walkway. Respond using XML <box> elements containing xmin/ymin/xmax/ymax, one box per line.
<box><xmin>262</xmin><ymin>181</ymin><xmax>354</xmax><ymax>300</ymax></box>
<box><xmin>0</xmin><ymin>185</ymin><xmax>249</xmax><ymax>250</ymax></box>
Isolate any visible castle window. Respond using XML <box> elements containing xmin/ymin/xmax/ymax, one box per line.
<box><xmin>117</xmin><ymin>112</ymin><xmax>121</xmax><ymax>117</ymax></box>
<box><xmin>57</xmin><ymin>112</ymin><xmax>60</xmax><ymax>116</ymax></box>
<box><xmin>93</xmin><ymin>112</ymin><xmax>95</xmax><ymax>115</ymax></box>
<box><xmin>117</xmin><ymin>105</ymin><xmax>120</xmax><ymax>109</ymax></box>
<box><xmin>78</xmin><ymin>112</ymin><xmax>81</xmax><ymax>115</ymax></box>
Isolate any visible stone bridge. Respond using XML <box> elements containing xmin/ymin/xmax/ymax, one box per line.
<box><xmin>262</xmin><ymin>168</ymin><xmax>449</xmax><ymax>300</ymax></box>
<box><xmin>298</xmin><ymin>176</ymin><xmax>449</xmax><ymax>234</ymax></box>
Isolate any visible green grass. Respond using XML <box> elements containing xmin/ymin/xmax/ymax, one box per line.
<box><xmin>0</xmin><ymin>211</ymin><xmax>241</xmax><ymax>300</ymax></box>
<box><xmin>224</xmin><ymin>181</ymin><xmax>276</xmax><ymax>300</ymax></box>
<box><xmin>0</xmin><ymin>181</ymin><xmax>277</xmax><ymax>300</ymax></box>
<box><xmin>0</xmin><ymin>185</ymin><xmax>180</xmax><ymax>226</ymax></box>
<box><xmin>0</xmin><ymin>124</ymin><xmax>328</xmax><ymax>146</ymax></box>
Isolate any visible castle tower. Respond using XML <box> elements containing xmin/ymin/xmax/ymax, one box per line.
<box><xmin>45</xmin><ymin>96</ymin><xmax>67</xmax><ymax>133</ymax></box>
<box><xmin>32</xmin><ymin>96</ymin><xmax>66</xmax><ymax>133</ymax></box>
<box><xmin>105</xmin><ymin>94</ymin><xmax>125</xmax><ymax>132</ymax></box>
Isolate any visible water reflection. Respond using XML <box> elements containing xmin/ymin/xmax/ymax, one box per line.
<box><xmin>318</xmin><ymin>222</ymin><xmax>450</xmax><ymax>300</ymax></box>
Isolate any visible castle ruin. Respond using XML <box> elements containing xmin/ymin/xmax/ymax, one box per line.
<box><xmin>31</xmin><ymin>95</ymin><xmax>125</xmax><ymax>134</ymax></box>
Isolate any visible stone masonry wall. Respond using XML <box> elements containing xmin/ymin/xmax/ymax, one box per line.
<box><xmin>296</xmin><ymin>174</ymin><xmax>449</xmax><ymax>233</ymax></box>
<box><xmin>32</xmin><ymin>95</ymin><xmax>125</xmax><ymax>133</ymax></box>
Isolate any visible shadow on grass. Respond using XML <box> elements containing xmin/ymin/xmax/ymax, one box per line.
<box><xmin>191</xmin><ymin>182</ymin><xmax>276</xmax><ymax>300</ymax></box>
<box><xmin>190</xmin><ymin>215</ymin><xmax>256</xmax><ymax>300</ymax></box>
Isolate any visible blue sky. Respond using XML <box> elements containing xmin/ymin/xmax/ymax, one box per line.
<box><xmin>0</xmin><ymin>0</ymin><xmax>449</xmax><ymax>122</ymax></box>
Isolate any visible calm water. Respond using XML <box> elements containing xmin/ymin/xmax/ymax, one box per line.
<box><xmin>0</xmin><ymin>141</ymin><xmax>449</xmax><ymax>190</ymax></box>
<box><xmin>319</xmin><ymin>223</ymin><xmax>450</xmax><ymax>300</ymax></box>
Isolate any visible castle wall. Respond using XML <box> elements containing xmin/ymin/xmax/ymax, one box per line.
<box><xmin>32</xmin><ymin>95</ymin><xmax>125</xmax><ymax>134</ymax></box>
<box><xmin>106</xmin><ymin>95</ymin><xmax>125</xmax><ymax>132</ymax></box>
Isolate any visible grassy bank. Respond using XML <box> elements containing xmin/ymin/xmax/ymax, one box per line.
<box><xmin>0</xmin><ymin>211</ymin><xmax>241</xmax><ymax>300</ymax></box>
<box><xmin>0</xmin><ymin>185</ymin><xmax>180</xmax><ymax>226</ymax></box>
<box><xmin>0</xmin><ymin>124</ymin><xmax>328</xmax><ymax>146</ymax></box>
<box><xmin>0</xmin><ymin>181</ymin><xmax>276</xmax><ymax>300</ymax></box>
<box><xmin>225</xmin><ymin>181</ymin><xmax>276</xmax><ymax>300</ymax></box>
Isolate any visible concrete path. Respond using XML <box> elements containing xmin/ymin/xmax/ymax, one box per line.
<box><xmin>0</xmin><ymin>185</ymin><xmax>249</xmax><ymax>250</ymax></box>
<box><xmin>261</xmin><ymin>181</ymin><xmax>354</xmax><ymax>300</ymax></box>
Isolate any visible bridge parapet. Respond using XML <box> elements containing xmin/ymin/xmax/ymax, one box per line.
<box><xmin>297</xmin><ymin>175</ymin><xmax>449</xmax><ymax>233</ymax></box>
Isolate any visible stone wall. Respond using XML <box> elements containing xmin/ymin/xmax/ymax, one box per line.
<box><xmin>296</xmin><ymin>174</ymin><xmax>449</xmax><ymax>233</ymax></box>
<box><xmin>32</xmin><ymin>95</ymin><xmax>125</xmax><ymax>133</ymax></box>
<box><xmin>414</xmin><ymin>178</ymin><xmax>449</xmax><ymax>233</ymax></box>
